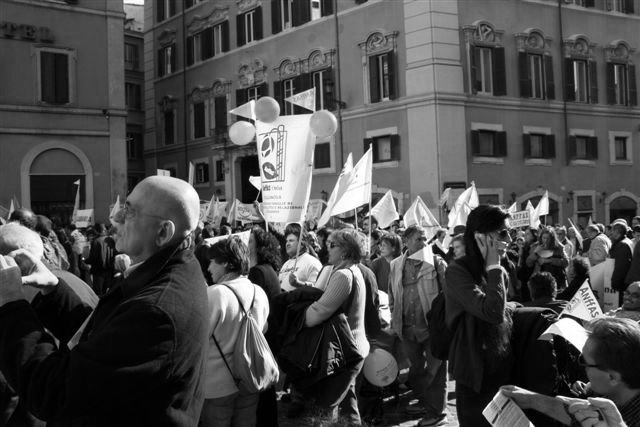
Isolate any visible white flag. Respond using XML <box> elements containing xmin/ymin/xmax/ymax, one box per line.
<box><xmin>71</xmin><ymin>182</ymin><xmax>81</xmax><ymax>223</ymax></box>
<box><xmin>371</xmin><ymin>190</ymin><xmax>399</xmax><ymax>229</ymax></box>
<box><xmin>328</xmin><ymin>148</ymin><xmax>373</xmax><ymax>217</ymax></box>
<box><xmin>404</xmin><ymin>196</ymin><xmax>440</xmax><ymax>240</ymax></box>
<box><xmin>230</xmin><ymin>100</ymin><xmax>256</xmax><ymax>120</ymax></box>
<box><xmin>255</xmin><ymin>115</ymin><xmax>315</xmax><ymax>224</ymax></box>
<box><xmin>408</xmin><ymin>245</ymin><xmax>435</xmax><ymax>265</ymax></box>
<box><xmin>188</xmin><ymin>162</ymin><xmax>195</xmax><ymax>186</ymax></box>
<box><xmin>535</xmin><ymin>190</ymin><xmax>550</xmax><ymax>216</ymax></box>
<box><xmin>526</xmin><ymin>200</ymin><xmax>538</xmax><ymax>228</ymax></box>
<box><xmin>438</xmin><ymin>188</ymin><xmax>451</xmax><ymax>207</ymax></box>
<box><xmin>109</xmin><ymin>195</ymin><xmax>121</xmax><ymax>226</ymax></box>
<box><xmin>568</xmin><ymin>218</ymin><xmax>584</xmax><ymax>247</ymax></box>
<box><xmin>507</xmin><ymin>202</ymin><xmax>518</xmax><ymax>214</ymax></box>
<box><xmin>249</xmin><ymin>175</ymin><xmax>262</xmax><ymax>191</ymax></box>
<box><xmin>285</xmin><ymin>88</ymin><xmax>316</xmax><ymax>112</ymax></box>
<box><xmin>318</xmin><ymin>154</ymin><xmax>354</xmax><ymax>228</ymax></box>
<box><xmin>559</xmin><ymin>280</ymin><xmax>604</xmax><ymax>322</ymax></box>
<box><xmin>447</xmin><ymin>182</ymin><xmax>479</xmax><ymax>229</ymax></box>
<box><xmin>7</xmin><ymin>199</ymin><xmax>14</xmax><ymax>219</ymax></box>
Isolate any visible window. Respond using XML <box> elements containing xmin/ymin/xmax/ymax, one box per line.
<box><xmin>215</xmin><ymin>159</ymin><xmax>225</xmax><ymax>181</ymax></box>
<box><xmin>519</xmin><ymin>53</ymin><xmax>554</xmax><ymax>99</ymax></box>
<box><xmin>272</xmin><ymin>0</ymin><xmax>333</xmax><ymax>34</ymax></box>
<box><xmin>236</xmin><ymin>83</ymin><xmax>267</xmax><ymax>107</ymax></box>
<box><xmin>195</xmin><ymin>162</ymin><xmax>209</xmax><ymax>184</ymax></box>
<box><xmin>470</xmin><ymin>130</ymin><xmax>507</xmax><ymax>157</ymax></box>
<box><xmin>156</xmin><ymin>0</ymin><xmax>176</xmax><ymax>22</ymax></box>
<box><xmin>363</xmin><ymin>135</ymin><xmax>400</xmax><ymax>163</ymax></box>
<box><xmin>126</xmin><ymin>131</ymin><xmax>143</xmax><ymax>160</ymax></box>
<box><xmin>158</xmin><ymin>44</ymin><xmax>176</xmax><ymax>77</ymax></box>
<box><xmin>274</xmin><ymin>74</ymin><xmax>313</xmax><ymax>114</ymax></box>
<box><xmin>566</xmin><ymin>59</ymin><xmax>598</xmax><ymax>103</ymax></box>
<box><xmin>167</xmin><ymin>167</ymin><xmax>177</xmax><ymax>177</ymax></box>
<box><xmin>127</xmin><ymin>174</ymin><xmax>144</xmax><ymax>194</ymax></box>
<box><xmin>312</xmin><ymin>69</ymin><xmax>332</xmax><ymax>110</ymax></box>
<box><xmin>606</xmin><ymin>63</ymin><xmax>637</xmax><ymax>106</ymax></box>
<box><xmin>237</xmin><ymin>7</ymin><xmax>263</xmax><ymax>47</ymax></box>
<box><xmin>575</xmin><ymin>193</ymin><xmax>595</xmax><ymax>228</ymax></box>
<box><xmin>125</xmin><ymin>43</ymin><xmax>139</xmax><ymax>70</ymax></box>
<box><xmin>470</xmin><ymin>45</ymin><xmax>507</xmax><ymax>96</ymax></box>
<box><xmin>314</xmin><ymin>142</ymin><xmax>331</xmax><ymax>169</ymax></box>
<box><xmin>523</xmin><ymin>133</ymin><xmax>555</xmax><ymax>159</ymax></box>
<box><xmin>213</xmin><ymin>22</ymin><xmax>229</xmax><ymax>55</ymax></box>
<box><xmin>39</xmin><ymin>50</ymin><xmax>71</xmax><ymax>105</ymax></box>
<box><xmin>163</xmin><ymin>110</ymin><xmax>175</xmax><ymax>145</ymax></box>
<box><xmin>187</xmin><ymin>23</ymin><xmax>229</xmax><ymax>66</ymax></box>
<box><xmin>214</xmin><ymin>96</ymin><xmax>228</xmax><ymax>135</ymax></box>
<box><xmin>610</xmin><ymin>0</ymin><xmax>634</xmax><ymax>13</ymax></box>
<box><xmin>192</xmin><ymin>101</ymin><xmax>207</xmax><ymax>139</ymax></box>
<box><xmin>369</xmin><ymin>52</ymin><xmax>396</xmax><ymax>103</ymax></box>
<box><xmin>185</xmin><ymin>0</ymin><xmax>204</xmax><ymax>9</ymax></box>
<box><xmin>125</xmin><ymin>83</ymin><xmax>141</xmax><ymax>110</ymax></box>
<box><xmin>609</xmin><ymin>131</ymin><xmax>633</xmax><ymax>164</ymax></box>
<box><xmin>282</xmin><ymin>78</ymin><xmax>295</xmax><ymax>114</ymax></box>
<box><xmin>568</xmin><ymin>135</ymin><xmax>598</xmax><ymax>160</ymax></box>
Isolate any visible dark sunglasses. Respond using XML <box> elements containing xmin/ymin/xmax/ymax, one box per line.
<box><xmin>489</xmin><ymin>229</ymin><xmax>511</xmax><ymax>240</ymax></box>
<box><xmin>578</xmin><ymin>355</ymin><xmax>601</xmax><ymax>369</ymax></box>
<box><xmin>327</xmin><ymin>241</ymin><xmax>339</xmax><ymax>249</ymax></box>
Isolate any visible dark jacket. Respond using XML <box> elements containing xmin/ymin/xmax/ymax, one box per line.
<box><xmin>625</xmin><ymin>243</ymin><xmax>640</xmax><ymax>286</ymax></box>
<box><xmin>0</xmin><ymin>244</ymin><xmax>209</xmax><ymax>426</ymax></box>
<box><xmin>610</xmin><ymin>237</ymin><xmax>634</xmax><ymax>292</ymax></box>
<box><xmin>273</xmin><ymin>287</ymin><xmax>363</xmax><ymax>391</ymax></box>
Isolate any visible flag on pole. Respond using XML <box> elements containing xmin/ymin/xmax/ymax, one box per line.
<box><xmin>7</xmin><ymin>199</ymin><xmax>15</xmax><ymax>220</ymax></box>
<box><xmin>404</xmin><ymin>196</ymin><xmax>440</xmax><ymax>239</ymax></box>
<box><xmin>568</xmin><ymin>218</ymin><xmax>584</xmax><ymax>247</ymax></box>
<box><xmin>226</xmin><ymin>199</ymin><xmax>237</xmax><ymax>224</ymax></box>
<box><xmin>535</xmin><ymin>191</ymin><xmax>550</xmax><ymax>216</ymax></box>
<box><xmin>559</xmin><ymin>280</ymin><xmax>604</xmax><ymax>321</ymax></box>
<box><xmin>230</xmin><ymin>100</ymin><xmax>256</xmax><ymax>120</ymax></box>
<box><xmin>109</xmin><ymin>195</ymin><xmax>121</xmax><ymax>226</ymax></box>
<box><xmin>371</xmin><ymin>190</ymin><xmax>399</xmax><ymax>229</ymax></box>
<box><xmin>318</xmin><ymin>154</ymin><xmax>354</xmax><ymax>228</ymax></box>
<box><xmin>285</xmin><ymin>88</ymin><xmax>316</xmax><ymax>112</ymax></box>
<box><xmin>188</xmin><ymin>162</ymin><xmax>195</xmax><ymax>186</ymax></box>
<box><xmin>525</xmin><ymin>200</ymin><xmax>537</xmax><ymax>228</ymax></box>
<box><xmin>507</xmin><ymin>202</ymin><xmax>518</xmax><ymax>214</ymax></box>
<box><xmin>447</xmin><ymin>182</ymin><xmax>479</xmax><ymax>229</ymax></box>
<box><xmin>588</xmin><ymin>216</ymin><xmax>594</xmax><ymax>226</ymax></box>
<box><xmin>438</xmin><ymin>188</ymin><xmax>451</xmax><ymax>208</ymax></box>
<box><xmin>249</xmin><ymin>176</ymin><xmax>262</xmax><ymax>191</ymax></box>
<box><xmin>327</xmin><ymin>147</ymin><xmax>373</xmax><ymax>217</ymax></box>
<box><xmin>71</xmin><ymin>180</ymin><xmax>81</xmax><ymax>223</ymax></box>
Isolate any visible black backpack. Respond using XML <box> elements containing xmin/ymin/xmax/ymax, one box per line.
<box><xmin>427</xmin><ymin>255</ymin><xmax>453</xmax><ymax>361</ymax></box>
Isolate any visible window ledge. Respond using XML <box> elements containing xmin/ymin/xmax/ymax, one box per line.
<box><xmin>194</xmin><ymin>182</ymin><xmax>210</xmax><ymax>189</ymax></box>
<box><xmin>524</xmin><ymin>158</ymin><xmax>553</xmax><ymax>166</ymax></box>
<box><xmin>472</xmin><ymin>156</ymin><xmax>504</xmax><ymax>165</ymax></box>
<box><xmin>373</xmin><ymin>160</ymin><xmax>399</xmax><ymax>169</ymax></box>
<box><xmin>610</xmin><ymin>160</ymin><xmax>633</xmax><ymax>166</ymax></box>
<box><xmin>569</xmin><ymin>159</ymin><xmax>597</xmax><ymax>166</ymax></box>
<box><xmin>313</xmin><ymin>167</ymin><xmax>336</xmax><ymax>175</ymax></box>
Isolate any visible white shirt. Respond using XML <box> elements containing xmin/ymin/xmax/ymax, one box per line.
<box><xmin>278</xmin><ymin>252</ymin><xmax>322</xmax><ymax>292</ymax></box>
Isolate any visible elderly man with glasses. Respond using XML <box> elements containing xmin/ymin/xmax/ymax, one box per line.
<box><xmin>0</xmin><ymin>176</ymin><xmax>209</xmax><ymax>426</ymax></box>
<box><xmin>503</xmin><ymin>317</ymin><xmax>640</xmax><ymax>427</ymax></box>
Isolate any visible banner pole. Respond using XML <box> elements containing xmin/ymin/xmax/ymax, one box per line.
<box><xmin>292</xmin><ymin>221</ymin><xmax>304</xmax><ymax>272</ymax></box>
<box><xmin>368</xmin><ymin>198</ymin><xmax>372</xmax><ymax>256</ymax></box>
<box><xmin>354</xmin><ymin>209</ymin><xmax>358</xmax><ymax>229</ymax></box>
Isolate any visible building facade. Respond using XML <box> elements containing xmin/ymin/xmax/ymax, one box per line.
<box><xmin>0</xmin><ymin>0</ymin><xmax>127</xmax><ymax>225</ymax></box>
<box><xmin>143</xmin><ymin>0</ymin><xmax>640</xmax><ymax>227</ymax></box>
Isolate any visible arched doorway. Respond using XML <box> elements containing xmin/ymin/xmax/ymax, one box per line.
<box><xmin>520</xmin><ymin>195</ymin><xmax>560</xmax><ymax>226</ymax></box>
<box><xmin>28</xmin><ymin>147</ymin><xmax>86</xmax><ymax>226</ymax></box>
<box><xmin>609</xmin><ymin>196</ymin><xmax>637</xmax><ymax>226</ymax></box>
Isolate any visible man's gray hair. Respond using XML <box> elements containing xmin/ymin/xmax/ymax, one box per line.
<box><xmin>0</xmin><ymin>223</ymin><xmax>44</xmax><ymax>260</ymax></box>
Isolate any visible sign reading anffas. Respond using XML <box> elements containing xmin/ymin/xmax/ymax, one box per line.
<box><xmin>509</xmin><ymin>210</ymin><xmax>530</xmax><ymax>228</ymax></box>
<box><xmin>559</xmin><ymin>280</ymin><xmax>603</xmax><ymax>321</ymax></box>
<box><xmin>256</xmin><ymin>115</ymin><xmax>314</xmax><ymax>224</ymax></box>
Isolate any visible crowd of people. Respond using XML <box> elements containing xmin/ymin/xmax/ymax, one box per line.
<box><xmin>0</xmin><ymin>178</ymin><xmax>639</xmax><ymax>427</ymax></box>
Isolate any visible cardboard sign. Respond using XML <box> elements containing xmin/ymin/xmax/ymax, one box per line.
<box><xmin>74</xmin><ymin>209</ymin><xmax>94</xmax><ymax>228</ymax></box>
<box><xmin>510</xmin><ymin>210</ymin><xmax>530</xmax><ymax>228</ymax></box>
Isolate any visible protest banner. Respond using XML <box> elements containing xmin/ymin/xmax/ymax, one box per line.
<box><xmin>590</xmin><ymin>258</ymin><xmax>619</xmax><ymax>312</ymax></box>
<box><xmin>305</xmin><ymin>199</ymin><xmax>326</xmax><ymax>223</ymax></box>
<box><xmin>539</xmin><ymin>317</ymin><xmax>589</xmax><ymax>352</ymax></box>
<box><xmin>74</xmin><ymin>209</ymin><xmax>94</xmax><ymax>228</ymax></box>
<box><xmin>235</xmin><ymin>201</ymin><xmax>263</xmax><ymax>224</ymax></box>
<box><xmin>510</xmin><ymin>210</ymin><xmax>531</xmax><ymax>228</ymax></box>
<box><xmin>204</xmin><ymin>230</ymin><xmax>251</xmax><ymax>248</ymax></box>
<box><xmin>559</xmin><ymin>280</ymin><xmax>603</xmax><ymax>321</ymax></box>
<box><xmin>256</xmin><ymin>115</ymin><xmax>314</xmax><ymax>224</ymax></box>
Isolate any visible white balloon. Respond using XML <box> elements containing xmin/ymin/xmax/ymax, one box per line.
<box><xmin>362</xmin><ymin>348</ymin><xmax>398</xmax><ymax>387</ymax></box>
<box><xmin>309</xmin><ymin>110</ymin><xmax>338</xmax><ymax>138</ymax></box>
<box><xmin>229</xmin><ymin>121</ymin><xmax>256</xmax><ymax>146</ymax></box>
<box><xmin>255</xmin><ymin>96</ymin><xmax>280</xmax><ymax>123</ymax></box>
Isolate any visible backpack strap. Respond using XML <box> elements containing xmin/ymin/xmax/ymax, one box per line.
<box><xmin>339</xmin><ymin>266</ymin><xmax>357</xmax><ymax>314</ymax></box>
<box><xmin>220</xmin><ymin>282</ymin><xmax>256</xmax><ymax>315</ymax></box>
<box><xmin>211</xmin><ymin>331</ymin><xmax>239</xmax><ymax>386</ymax></box>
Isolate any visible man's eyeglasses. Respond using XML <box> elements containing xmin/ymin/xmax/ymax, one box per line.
<box><xmin>119</xmin><ymin>203</ymin><xmax>166</xmax><ymax>221</ymax></box>
<box><xmin>578</xmin><ymin>355</ymin><xmax>601</xmax><ymax>369</ymax></box>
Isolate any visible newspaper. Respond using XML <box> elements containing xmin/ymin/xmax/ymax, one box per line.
<box><xmin>482</xmin><ymin>390</ymin><xmax>534</xmax><ymax>427</ymax></box>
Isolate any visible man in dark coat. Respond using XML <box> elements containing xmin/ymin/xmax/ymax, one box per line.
<box><xmin>610</xmin><ymin>220</ymin><xmax>634</xmax><ymax>305</ymax></box>
<box><xmin>0</xmin><ymin>176</ymin><xmax>209</xmax><ymax>426</ymax></box>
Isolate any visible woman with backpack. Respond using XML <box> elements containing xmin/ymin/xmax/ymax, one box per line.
<box><xmin>303</xmin><ymin>228</ymin><xmax>370</xmax><ymax>425</ymax></box>
<box><xmin>201</xmin><ymin>236</ymin><xmax>270</xmax><ymax>427</ymax></box>
<box><xmin>445</xmin><ymin>205</ymin><xmax>516</xmax><ymax>426</ymax></box>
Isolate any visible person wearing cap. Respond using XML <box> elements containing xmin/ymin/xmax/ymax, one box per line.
<box><xmin>610</xmin><ymin>220</ymin><xmax>634</xmax><ymax>304</ymax></box>
<box><xmin>586</xmin><ymin>224</ymin><xmax>611</xmax><ymax>267</ymax></box>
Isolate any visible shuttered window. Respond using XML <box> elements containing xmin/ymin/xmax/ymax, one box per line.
<box><xmin>40</xmin><ymin>51</ymin><xmax>69</xmax><ymax>104</ymax></box>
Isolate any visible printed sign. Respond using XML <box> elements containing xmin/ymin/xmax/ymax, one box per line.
<box><xmin>510</xmin><ymin>210</ymin><xmax>530</xmax><ymax>228</ymax></box>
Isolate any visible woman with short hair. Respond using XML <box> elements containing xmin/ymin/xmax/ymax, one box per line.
<box><xmin>201</xmin><ymin>236</ymin><xmax>270</xmax><ymax>427</ymax></box>
<box><xmin>370</xmin><ymin>233</ymin><xmax>402</xmax><ymax>293</ymax></box>
<box><xmin>304</xmin><ymin>228</ymin><xmax>370</xmax><ymax>425</ymax></box>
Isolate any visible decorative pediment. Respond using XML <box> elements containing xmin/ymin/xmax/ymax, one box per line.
<box><xmin>604</xmin><ymin>40</ymin><xmax>635</xmax><ymax>63</ymax></box>
<box><xmin>515</xmin><ymin>29</ymin><xmax>553</xmax><ymax>53</ymax></box>
<box><xmin>238</xmin><ymin>58</ymin><xmax>267</xmax><ymax>88</ymax></box>
<box><xmin>462</xmin><ymin>21</ymin><xmax>505</xmax><ymax>46</ymax></box>
<box><xmin>158</xmin><ymin>29</ymin><xmax>177</xmax><ymax>47</ymax></box>
<box><xmin>563</xmin><ymin>35</ymin><xmax>597</xmax><ymax>58</ymax></box>
<box><xmin>358</xmin><ymin>30</ymin><xmax>399</xmax><ymax>55</ymax></box>
<box><xmin>187</xmin><ymin>6</ymin><xmax>229</xmax><ymax>35</ymax></box>
<box><xmin>275</xmin><ymin>58</ymin><xmax>299</xmax><ymax>80</ymax></box>
<box><xmin>190</xmin><ymin>86</ymin><xmax>209</xmax><ymax>102</ymax></box>
<box><xmin>306</xmin><ymin>49</ymin><xmax>335</xmax><ymax>72</ymax></box>
<box><xmin>236</xmin><ymin>0</ymin><xmax>261</xmax><ymax>13</ymax></box>
<box><xmin>212</xmin><ymin>79</ymin><xmax>232</xmax><ymax>96</ymax></box>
